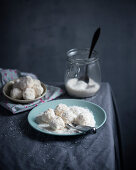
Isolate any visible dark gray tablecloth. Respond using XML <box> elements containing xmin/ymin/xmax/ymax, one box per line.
<box><xmin>0</xmin><ymin>83</ymin><xmax>122</xmax><ymax>170</ymax></box>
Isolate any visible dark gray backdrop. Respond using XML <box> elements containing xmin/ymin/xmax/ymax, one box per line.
<box><xmin>0</xmin><ymin>0</ymin><xmax>136</xmax><ymax>169</ymax></box>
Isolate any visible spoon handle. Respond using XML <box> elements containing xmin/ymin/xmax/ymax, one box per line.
<box><xmin>88</xmin><ymin>27</ymin><xmax>101</xmax><ymax>58</ymax></box>
<box><xmin>66</xmin><ymin>124</ymin><xmax>83</xmax><ymax>133</ymax></box>
<box><xmin>66</xmin><ymin>124</ymin><xmax>96</xmax><ymax>134</ymax></box>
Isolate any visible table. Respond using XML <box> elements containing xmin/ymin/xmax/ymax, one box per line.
<box><xmin>0</xmin><ymin>83</ymin><xmax>122</xmax><ymax>170</ymax></box>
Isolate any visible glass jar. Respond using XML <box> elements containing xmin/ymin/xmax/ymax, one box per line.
<box><xmin>64</xmin><ymin>48</ymin><xmax>101</xmax><ymax>98</ymax></box>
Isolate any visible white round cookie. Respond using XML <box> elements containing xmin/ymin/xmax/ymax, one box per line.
<box><xmin>20</xmin><ymin>76</ymin><xmax>34</xmax><ymax>90</ymax></box>
<box><xmin>75</xmin><ymin>112</ymin><xmax>95</xmax><ymax>127</ymax></box>
<box><xmin>10</xmin><ymin>88</ymin><xmax>23</xmax><ymax>99</ymax></box>
<box><xmin>61</xmin><ymin>110</ymin><xmax>76</xmax><ymax>124</ymax></box>
<box><xmin>69</xmin><ymin>106</ymin><xmax>85</xmax><ymax>116</ymax></box>
<box><xmin>54</xmin><ymin>104</ymin><xmax>69</xmax><ymax>117</ymax></box>
<box><xmin>33</xmin><ymin>79</ymin><xmax>41</xmax><ymax>86</ymax></box>
<box><xmin>42</xmin><ymin>108</ymin><xmax>55</xmax><ymax>123</ymax></box>
<box><xmin>13</xmin><ymin>78</ymin><xmax>21</xmax><ymax>88</ymax></box>
<box><xmin>23</xmin><ymin>88</ymin><xmax>35</xmax><ymax>100</ymax></box>
<box><xmin>49</xmin><ymin>116</ymin><xmax>65</xmax><ymax>130</ymax></box>
<box><xmin>33</xmin><ymin>84</ymin><xmax>44</xmax><ymax>98</ymax></box>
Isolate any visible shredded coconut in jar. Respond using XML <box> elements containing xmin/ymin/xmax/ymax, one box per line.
<box><xmin>65</xmin><ymin>78</ymin><xmax>100</xmax><ymax>98</ymax></box>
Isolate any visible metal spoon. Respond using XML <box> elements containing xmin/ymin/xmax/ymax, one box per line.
<box><xmin>66</xmin><ymin>123</ymin><xmax>96</xmax><ymax>134</ymax></box>
<box><xmin>80</xmin><ymin>27</ymin><xmax>101</xmax><ymax>83</ymax></box>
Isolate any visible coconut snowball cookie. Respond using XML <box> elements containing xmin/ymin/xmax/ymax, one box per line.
<box><xmin>33</xmin><ymin>84</ymin><xmax>44</xmax><ymax>98</ymax></box>
<box><xmin>49</xmin><ymin>116</ymin><xmax>65</xmax><ymax>130</ymax></box>
<box><xmin>54</xmin><ymin>104</ymin><xmax>69</xmax><ymax>117</ymax></box>
<box><xmin>19</xmin><ymin>76</ymin><xmax>34</xmax><ymax>90</ymax></box>
<box><xmin>33</xmin><ymin>79</ymin><xmax>41</xmax><ymax>86</ymax></box>
<box><xmin>23</xmin><ymin>88</ymin><xmax>35</xmax><ymax>100</ymax></box>
<box><xmin>61</xmin><ymin>110</ymin><xmax>76</xmax><ymax>124</ymax></box>
<box><xmin>42</xmin><ymin>109</ymin><xmax>55</xmax><ymax>123</ymax></box>
<box><xmin>13</xmin><ymin>78</ymin><xmax>21</xmax><ymax>88</ymax></box>
<box><xmin>10</xmin><ymin>88</ymin><xmax>23</xmax><ymax>99</ymax></box>
<box><xmin>69</xmin><ymin>106</ymin><xmax>85</xmax><ymax>116</ymax></box>
<box><xmin>75</xmin><ymin>112</ymin><xmax>96</xmax><ymax>127</ymax></box>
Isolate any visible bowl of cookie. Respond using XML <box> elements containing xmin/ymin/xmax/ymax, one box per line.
<box><xmin>3</xmin><ymin>76</ymin><xmax>47</xmax><ymax>104</ymax></box>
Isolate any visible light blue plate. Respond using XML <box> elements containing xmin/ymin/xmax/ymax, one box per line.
<box><xmin>28</xmin><ymin>99</ymin><xmax>107</xmax><ymax>136</ymax></box>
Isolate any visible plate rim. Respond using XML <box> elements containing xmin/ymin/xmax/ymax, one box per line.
<box><xmin>28</xmin><ymin>99</ymin><xmax>107</xmax><ymax>136</ymax></box>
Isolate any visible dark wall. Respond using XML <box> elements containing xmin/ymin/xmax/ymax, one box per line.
<box><xmin>1</xmin><ymin>0</ymin><xmax>136</xmax><ymax>169</ymax></box>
